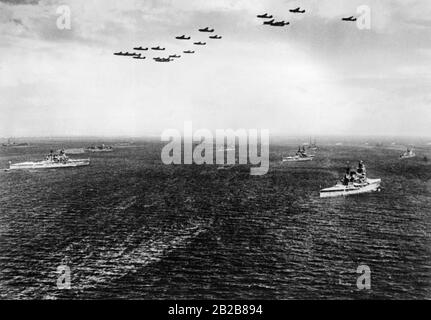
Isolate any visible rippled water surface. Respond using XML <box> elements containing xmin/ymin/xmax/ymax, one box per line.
<box><xmin>1</xmin><ymin>139</ymin><xmax>430</xmax><ymax>299</ymax></box>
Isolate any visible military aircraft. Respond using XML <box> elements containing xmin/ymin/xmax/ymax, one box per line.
<box><xmin>263</xmin><ymin>19</ymin><xmax>275</xmax><ymax>25</ymax></box>
<box><xmin>342</xmin><ymin>16</ymin><xmax>357</xmax><ymax>21</ymax></box>
<box><xmin>169</xmin><ymin>54</ymin><xmax>181</xmax><ymax>58</ymax></box>
<box><xmin>151</xmin><ymin>46</ymin><xmax>166</xmax><ymax>51</ymax></box>
<box><xmin>183</xmin><ymin>50</ymin><xmax>195</xmax><ymax>54</ymax></box>
<box><xmin>209</xmin><ymin>35</ymin><xmax>222</xmax><ymax>39</ymax></box>
<box><xmin>269</xmin><ymin>20</ymin><xmax>290</xmax><ymax>27</ymax></box>
<box><xmin>198</xmin><ymin>27</ymin><xmax>214</xmax><ymax>32</ymax></box>
<box><xmin>290</xmin><ymin>7</ymin><xmax>305</xmax><ymax>13</ymax></box>
<box><xmin>194</xmin><ymin>41</ymin><xmax>206</xmax><ymax>45</ymax></box>
<box><xmin>153</xmin><ymin>57</ymin><xmax>172</xmax><ymax>62</ymax></box>
<box><xmin>176</xmin><ymin>35</ymin><xmax>191</xmax><ymax>40</ymax></box>
<box><xmin>114</xmin><ymin>51</ymin><xmax>137</xmax><ymax>56</ymax></box>
<box><xmin>257</xmin><ymin>13</ymin><xmax>273</xmax><ymax>19</ymax></box>
<box><xmin>133</xmin><ymin>46</ymin><xmax>148</xmax><ymax>50</ymax></box>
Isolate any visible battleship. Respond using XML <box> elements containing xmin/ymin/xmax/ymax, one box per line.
<box><xmin>400</xmin><ymin>148</ymin><xmax>415</xmax><ymax>159</ymax></box>
<box><xmin>282</xmin><ymin>146</ymin><xmax>314</xmax><ymax>162</ymax></box>
<box><xmin>7</xmin><ymin>150</ymin><xmax>90</xmax><ymax>170</ymax></box>
<box><xmin>320</xmin><ymin>161</ymin><xmax>381</xmax><ymax>198</ymax></box>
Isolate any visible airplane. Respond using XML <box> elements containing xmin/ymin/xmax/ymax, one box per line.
<box><xmin>290</xmin><ymin>7</ymin><xmax>305</xmax><ymax>13</ymax></box>
<box><xmin>151</xmin><ymin>46</ymin><xmax>166</xmax><ymax>50</ymax></box>
<box><xmin>133</xmin><ymin>46</ymin><xmax>148</xmax><ymax>50</ymax></box>
<box><xmin>209</xmin><ymin>35</ymin><xmax>222</xmax><ymax>39</ymax></box>
<box><xmin>269</xmin><ymin>20</ymin><xmax>290</xmax><ymax>27</ymax></box>
<box><xmin>176</xmin><ymin>35</ymin><xmax>191</xmax><ymax>40</ymax></box>
<box><xmin>153</xmin><ymin>57</ymin><xmax>172</xmax><ymax>62</ymax></box>
<box><xmin>114</xmin><ymin>52</ymin><xmax>137</xmax><ymax>56</ymax></box>
<box><xmin>257</xmin><ymin>13</ymin><xmax>273</xmax><ymax>19</ymax></box>
<box><xmin>263</xmin><ymin>19</ymin><xmax>275</xmax><ymax>25</ymax></box>
<box><xmin>198</xmin><ymin>27</ymin><xmax>214</xmax><ymax>32</ymax></box>
<box><xmin>342</xmin><ymin>16</ymin><xmax>357</xmax><ymax>21</ymax></box>
<box><xmin>194</xmin><ymin>41</ymin><xmax>206</xmax><ymax>45</ymax></box>
<box><xmin>183</xmin><ymin>50</ymin><xmax>195</xmax><ymax>54</ymax></box>
<box><xmin>169</xmin><ymin>54</ymin><xmax>181</xmax><ymax>58</ymax></box>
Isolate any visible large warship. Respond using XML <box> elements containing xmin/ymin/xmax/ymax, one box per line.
<box><xmin>7</xmin><ymin>150</ymin><xmax>90</xmax><ymax>170</ymax></box>
<box><xmin>320</xmin><ymin>161</ymin><xmax>381</xmax><ymax>198</ymax></box>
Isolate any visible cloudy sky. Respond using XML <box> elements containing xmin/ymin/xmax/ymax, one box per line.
<box><xmin>0</xmin><ymin>0</ymin><xmax>430</xmax><ymax>137</ymax></box>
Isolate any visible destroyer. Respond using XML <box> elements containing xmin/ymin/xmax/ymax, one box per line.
<box><xmin>282</xmin><ymin>146</ymin><xmax>314</xmax><ymax>162</ymax></box>
<box><xmin>7</xmin><ymin>150</ymin><xmax>90</xmax><ymax>170</ymax></box>
<box><xmin>2</xmin><ymin>138</ymin><xmax>29</xmax><ymax>147</ymax></box>
<box><xmin>86</xmin><ymin>144</ymin><xmax>113</xmax><ymax>152</ymax></box>
<box><xmin>320</xmin><ymin>161</ymin><xmax>381</xmax><ymax>198</ymax></box>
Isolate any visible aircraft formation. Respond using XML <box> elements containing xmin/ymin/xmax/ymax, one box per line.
<box><xmin>113</xmin><ymin>6</ymin><xmax>361</xmax><ymax>63</ymax></box>
<box><xmin>113</xmin><ymin>26</ymin><xmax>222</xmax><ymax>63</ymax></box>
<box><xmin>257</xmin><ymin>6</ymin><xmax>360</xmax><ymax>27</ymax></box>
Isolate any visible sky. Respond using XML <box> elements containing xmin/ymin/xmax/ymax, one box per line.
<box><xmin>0</xmin><ymin>0</ymin><xmax>430</xmax><ymax>137</ymax></box>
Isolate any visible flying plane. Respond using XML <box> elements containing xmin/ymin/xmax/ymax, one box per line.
<box><xmin>289</xmin><ymin>7</ymin><xmax>305</xmax><ymax>13</ymax></box>
<box><xmin>176</xmin><ymin>35</ymin><xmax>191</xmax><ymax>40</ymax></box>
<box><xmin>114</xmin><ymin>52</ymin><xmax>137</xmax><ymax>56</ymax></box>
<box><xmin>151</xmin><ymin>46</ymin><xmax>166</xmax><ymax>51</ymax></box>
<box><xmin>263</xmin><ymin>19</ymin><xmax>275</xmax><ymax>25</ymax></box>
<box><xmin>269</xmin><ymin>20</ymin><xmax>290</xmax><ymax>27</ymax></box>
<box><xmin>209</xmin><ymin>35</ymin><xmax>222</xmax><ymax>39</ymax></box>
<box><xmin>342</xmin><ymin>16</ymin><xmax>357</xmax><ymax>21</ymax></box>
<box><xmin>153</xmin><ymin>57</ymin><xmax>172</xmax><ymax>62</ymax></box>
<box><xmin>194</xmin><ymin>41</ymin><xmax>206</xmax><ymax>45</ymax></box>
<box><xmin>169</xmin><ymin>54</ymin><xmax>181</xmax><ymax>58</ymax></box>
<box><xmin>133</xmin><ymin>46</ymin><xmax>148</xmax><ymax>50</ymax></box>
<box><xmin>183</xmin><ymin>50</ymin><xmax>195</xmax><ymax>54</ymax></box>
<box><xmin>257</xmin><ymin>13</ymin><xmax>273</xmax><ymax>19</ymax></box>
<box><xmin>198</xmin><ymin>27</ymin><xmax>214</xmax><ymax>32</ymax></box>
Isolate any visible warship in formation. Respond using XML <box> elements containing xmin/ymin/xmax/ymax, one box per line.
<box><xmin>307</xmin><ymin>138</ymin><xmax>318</xmax><ymax>151</ymax></box>
<box><xmin>86</xmin><ymin>144</ymin><xmax>114</xmax><ymax>152</ymax></box>
<box><xmin>400</xmin><ymin>148</ymin><xmax>415</xmax><ymax>159</ymax></box>
<box><xmin>2</xmin><ymin>138</ymin><xmax>29</xmax><ymax>147</ymax></box>
<box><xmin>320</xmin><ymin>161</ymin><xmax>381</xmax><ymax>198</ymax></box>
<box><xmin>7</xmin><ymin>150</ymin><xmax>90</xmax><ymax>170</ymax></box>
<box><xmin>282</xmin><ymin>146</ymin><xmax>314</xmax><ymax>162</ymax></box>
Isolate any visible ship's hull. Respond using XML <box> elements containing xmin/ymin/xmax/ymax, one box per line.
<box><xmin>400</xmin><ymin>154</ymin><xmax>415</xmax><ymax>159</ymax></box>
<box><xmin>282</xmin><ymin>156</ymin><xmax>313</xmax><ymax>162</ymax></box>
<box><xmin>2</xmin><ymin>143</ymin><xmax>29</xmax><ymax>147</ymax></box>
<box><xmin>86</xmin><ymin>149</ymin><xmax>113</xmax><ymax>153</ymax></box>
<box><xmin>9</xmin><ymin>159</ymin><xmax>90</xmax><ymax>170</ymax></box>
<box><xmin>320</xmin><ymin>178</ymin><xmax>381</xmax><ymax>198</ymax></box>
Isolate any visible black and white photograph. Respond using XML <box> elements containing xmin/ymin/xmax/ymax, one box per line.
<box><xmin>0</xmin><ymin>0</ymin><xmax>430</xmax><ymax>307</ymax></box>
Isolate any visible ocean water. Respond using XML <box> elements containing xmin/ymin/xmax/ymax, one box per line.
<box><xmin>0</xmin><ymin>139</ymin><xmax>430</xmax><ymax>299</ymax></box>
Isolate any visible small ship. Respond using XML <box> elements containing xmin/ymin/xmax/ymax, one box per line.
<box><xmin>282</xmin><ymin>146</ymin><xmax>314</xmax><ymax>162</ymax></box>
<box><xmin>2</xmin><ymin>138</ymin><xmax>29</xmax><ymax>147</ymax></box>
<box><xmin>400</xmin><ymin>148</ymin><xmax>415</xmax><ymax>159</ymax></box>
<box><xmin>86</xmin><ymin>144</ymin><xmax>114</xmax><ymax>152</ymax></box>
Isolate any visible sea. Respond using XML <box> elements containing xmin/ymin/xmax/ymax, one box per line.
<box><xmin>0</xmin><ymin>137</ymin><xmax>430</xmax><ymax>299</ymax></box>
